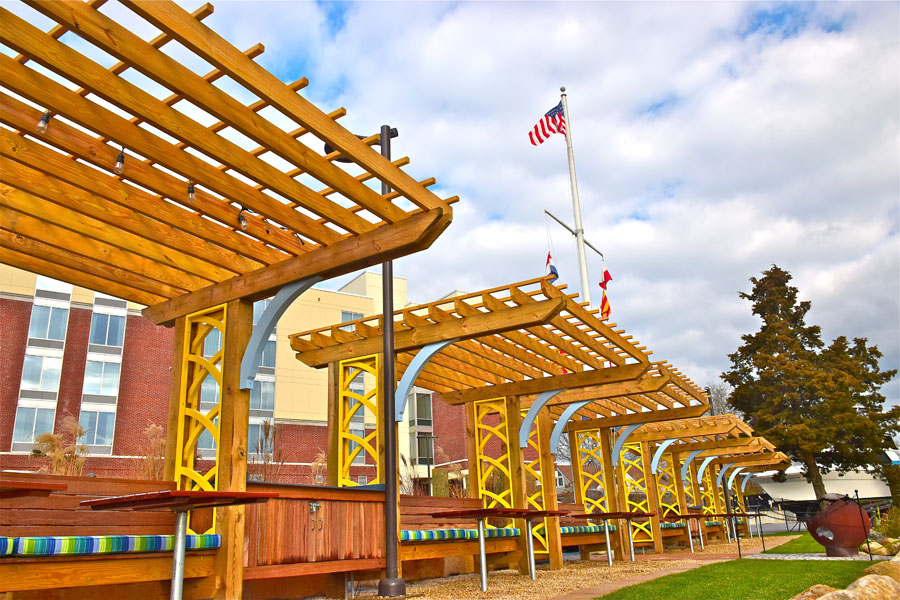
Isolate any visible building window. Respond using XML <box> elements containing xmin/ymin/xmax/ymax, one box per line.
<box><xmin>253</xmin><ymin>299</ymin><xmax>271</xmax><ymax>326</ymax></box>
<box><xmin>413</xmin><ymin>392</ymin><xmax>432</xmax><ymax>426</ymax></box>
<box><xmin>555</xmin><ymin>470</ymin><xmax>567</xmax><ymax>488</ymax></box>
<box><xmin>203</xmin><ymin>328</ymin><xmax>222</xmax><ymax>358</ymax></box>
<box><xmin>200</xmin><ymin>376</ymin><xmax>219</xmax><ymax>405</ymax></box>
<box><xmin>79</xmin><ymin>410</ymin><xmax>115</xmax><ymax>446</ymax></box>
<box><xmin>21</xmin><ymin>355</ymin><xmax>62</xmax><ymax>392</ymax></box>
<box><xmin>340</xmin><ymin>310</ymin><xmax>363</xmax><ymax>331</ymax></box>
<box><xmin>28</xmin><ymin>305</ymin><xmax>69</xmax><ymax>341</ymax></box>
<box><xmin>358</xmin><ymin>475</ymin><xmax>368</xmax><ymax>485</ymax></box>
<box><xmin>316</xmin><ymin>474</ymin><xmax>324</xmax><ymax>484</ymax></box>
<box><xmin>248</xmin><ymin>422</ymin><xmax>273</xmax><ymax>455</ymax></box>
<box><xmin>349</xmin><ymin>427</ymin><xmax>366</xmax><ymax>465</ymax></box>
<box><xmin>260</xmin><ymin>340</ymin><xmax>275</xmax><ymax>368</ymax></box>
<box><xmin>83</xmin><ymin>360</ymin><xmax>121</xmax><ymax>396</ymax></box>
<box><xmin>12</xmin><ymin>406</ymin><xmax>55</xmax><ymax>443</ymax></box>
<box><xmin>414</xmin><ymin>433</ymin><xmax>434</xmax><ymax>466</ymax></box>
<box><xmin>198</xmin><ymin>417</ymin><xmax>218</xmax><ymax>451</ymax></box>
<box><xmin>250</xmin><ymin>380</ymin><xmax>275</xmax><ymax>411</ymax></box>
<box><xmin>89</xmin><ymin>313</ymin><xmax>125</xmax><ymax>347</ymax></box>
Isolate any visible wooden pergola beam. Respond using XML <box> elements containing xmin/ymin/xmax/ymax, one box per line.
<box><xmin>568</xmin><ymin>404</ymin><xmax>709</xmax><ymax>432</ymax></box>
<box><xmin>144</xmin><ymin>208</ymin><xmax>451</xmax><ymax>324</ymax></box>
<box><xmin>529</xmin><ymin>373</ymin><xmax>672</xmax><ymax>408</ymax></box>
<box><xmin>439</xmin><ymin>362</ymin><xmax>651</xmax><ymax>405</ymax></box>
<box><xmin>294</xmin><ymin>296</ymin><xmax>566</xmax><ymax>368</ymax></box>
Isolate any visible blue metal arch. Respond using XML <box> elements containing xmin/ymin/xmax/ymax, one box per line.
<box><xmin>696</xmin><ymin>456</ymin><xmax>716</xmax><ymax>484</ymax></box>
<box><xmin>239</xmin><ymin>275</ymin><xmax>322</xmax><ymax>390</ymax></box>
<box><xmin>518</xmin><ymin>390</ymin><xmax>563</xmax><ymax>448</ymax></box>
<box><xmin>549</xmin><ymin>401</ymin><xmax>591</xmax><ymax>454</ymax></box>
<box><xmin>610</xmin><ymin>423</ymin><xmax>643</xmax><ymax>467</ymax></box>
<box><xmin>740</xmin><ymin>473</ymin><xmax>754</xmax><ymax>494</ymax></box>
<box><xmin>394</xmin><ymin>339</ymin><xmax>458</xmax><ymax>421</ymax></box>
<box><xmin>681</xmin><ymin>450</ymin><xmax>704</xmax><ymax>482</ymax></box>
<box><xmin>717</xmin><ymin>463</ymin><xmax>736</xmax><ymax>488</ymax></box>
<box><xmin>650</xmin><ymin>439</ymin><xmax>678</xmax><ymax>474</ymax></box>
<box><xmin>726</xmin><ymin>467</ymin><xmax>746</xmax><ymax>491</ymax></box>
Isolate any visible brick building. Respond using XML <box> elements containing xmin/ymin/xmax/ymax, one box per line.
<box><xmin>1</xmin><ymin>266</ymin><xmax>474</xmax><ymax>488</ymax></box>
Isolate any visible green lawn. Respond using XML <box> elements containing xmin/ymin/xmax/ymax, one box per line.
<box><xmin>763</xmin><ymin>532</ymin><xmax>825</xmax><ymax>554</ymax></box>
<box><xmin>597</xmin><ymin>560</ymin><xmax>868</xmax><ymax>600</ymax></box>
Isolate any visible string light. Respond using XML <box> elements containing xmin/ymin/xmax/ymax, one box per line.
<box><xmin>237</xmin><ymin>207</ymin><xmax>248</xmax><ymax>231</ymax></box>
<box><xmin>113</xmin><ymin>147</ymin><xmax>125</xmax><ymax>175</ymax></box>
<box><xmin>35</xmin><ymin>111</ymin><xmax>50</xmax><ymax>135</ymax></box>
<box><xmin>187</xmin><ymin>181</ymin><xmax>195</xmax><ymax>203</ymax></box>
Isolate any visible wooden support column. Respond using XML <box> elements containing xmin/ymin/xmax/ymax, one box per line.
<box><xmin>465</xmin><ymin>402</ymin><xmax>479</xmax><ymax>498</ymax></box>
<box><xmin>711</xmin><ymin>465</ymin><xmax>725</xmax><ymax>515</ymax></box>
<box><xmin>689</xmin><ymin>461</ymin><xmax>707</xmax><ymax>542</ymax></box>
<box><xmin>671</xmin><ymin>451</ymin><xmax>690</xmax><ymax>547</ymax></box>
<box><xmin>214</xmin><ymin>298</ymin><xmax>253</xmax><ymax>600</ymax></box>
<box><xmin>326</xmin><ymin>363</ymin><xmax>340</xmax><ymax>487</ymax></box>
<box><xmin>641</xmin><ymin>441</ymin><xmax>664</xmax><ymax>554</ymax></box>
<box><xmin>506</xmin><ymin>396</ymin><xmax>529</xmax><ymax>575</ymax></box>
<box><xmin>164</xmin><ymin>316</ymin><xmax>187</xmax><ymax>481</ymax></box>
<box><xmin>537</xmin><ymin>410</ymin><xmax>563</xmax><ymax>569</ymax></box>
<box><xmin>600</xmin><ymin>428</ymin><xmax>625</xmax><ymax>560</ymax></box>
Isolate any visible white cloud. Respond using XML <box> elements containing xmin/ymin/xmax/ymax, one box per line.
<box><xmin>7</xmin><ymin>1</ymin><xmax>898</xmax><ymax>407</ymax></box>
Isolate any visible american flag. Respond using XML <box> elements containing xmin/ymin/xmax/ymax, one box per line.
<box><xmin>529</xmin><ymin>101</ymin><xmax>566</xmax><ymax>146</ymax></box>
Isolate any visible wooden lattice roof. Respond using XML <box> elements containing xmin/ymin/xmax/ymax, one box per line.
<box><xmin>537</xmin><ymin>361</ymin><xmax>709</xmax><ymax>428</ymax></box>
<box><xmin>0</xmin><ymin>1</ymin><xmax>453</xmax><ymax>323</ymax></box>
<box><xmin>291</xmin><ymin>277</ymin><xmax>711</xmax><ymax>420</ymax></box>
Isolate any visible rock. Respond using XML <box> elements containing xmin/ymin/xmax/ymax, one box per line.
<box><xmin>817</xmin><ymin>592</ymin><xmax>856</xmax><ymax>600</ymax></box>
<box><xmin>790</xmin><ymin>584</ymin><xmax>839</xmax><ymax>600</ymax></box>
<box><xmin>862</xmin><ymin>541</ymin><xmax>884</xmax><ymax>552</ymax></box>
<box><xmin>872</xmin><ymin>547</ymin><xmax>890</xmax><ymax>556</ymax></box>
<box><xmin>863</xmin><ymin>561</ymin><xmax>900</xmax><ymax>583</ymax></box>
<box><xmin>844</xmin><ymin>574</ymin><xmax>900</xmax><ymax>599</ymax></box>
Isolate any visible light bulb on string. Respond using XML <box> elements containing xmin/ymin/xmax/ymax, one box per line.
<box><xmin>35</xmin><ymin>111</ymin><xmax>50</xmax><ymax>135</ymax></box>
<box><xmin>114</xmin><ymin>148</ymin><xmax>125</xmax><ymax>175</ymax></box>
<box><xmin>237</xmin><ymin>208</ymin><xmax>248</xmax><ymax>231</ymax></box>
<box><xmin>187</xmin><ymin>181</ymin><xmax>195</xmax><ymax>203</ymax></box>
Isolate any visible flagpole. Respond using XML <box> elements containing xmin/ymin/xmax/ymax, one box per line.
<box><xmin>559</xmin><ymin>86</ymin><xmax>591</xmax><ymax>306</ymax></box>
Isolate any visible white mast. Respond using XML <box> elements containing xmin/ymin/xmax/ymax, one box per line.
<box><xmin>559</xmin><ymin>86</ymin><xmax>591</xmax><ymax>306</ymax></box>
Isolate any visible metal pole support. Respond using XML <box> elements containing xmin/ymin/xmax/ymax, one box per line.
<box><xmin>170</xmin><ymin>510</ymin><xmax>188</xmax><ymax>600</ymax></box>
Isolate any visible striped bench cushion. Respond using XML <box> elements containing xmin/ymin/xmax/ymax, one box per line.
<box><xmin>0</xmin><ymin>537</ymin><xmax>12</xmax><ymax>557</ymax></box>
<box><xmin>400</xmin><ymin>528</ymin><xmax>520</xmax><ymax>542</ymax></box>
<box><xmin>704</xmin><ymin>521</ymin><xmax>722</xmax><ymax>527</ymax></box>
<box><xmin>560</xmin><ymin>525</ymin><xmax>615</xmax><ymax>535</ymax></box>
<box><xmin>11</xmin><ymin>534</ymin><xmax>221</xmax><ymax>557</ymax></box>
<box><xmin>660</xmin><ymin>522</ymin><xmax>686</xmax><ymax>529</ymax></box>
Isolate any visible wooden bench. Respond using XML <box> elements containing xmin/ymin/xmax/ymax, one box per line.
<box><xmin>399</xmin><ymin>496</ymin><xmax>523</xmax><ymax>580</ymax></box>
<box><xmin>557</xmin><ymin>502</ymin><xmax>622</xmax><ymax>560</ymax></box>
<box><xmin>0</xmin><ymin>472</ymin><xmax>218</xmax><ymax>598</ymax></box>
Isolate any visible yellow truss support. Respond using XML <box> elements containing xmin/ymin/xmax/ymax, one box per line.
<box><xmin>473</xmin><ymin>398</ymin><xmax>513</xmax><ymax>527</ymax></box>
<box><xmin>174</xmin><ymin>304</ymin><xmax>226</xmax><ymax>534</ymax></box>
<box><xmin>337</xmin><ymin>354</ymin><xmax>382</xmax><ymax>487</ymax></box>
<box><xmin>521</xmin><ymin>408</ymin><xmax>548</xmax><ymax>555</ymax></box>
<box><xmin>656</xmin><ymin>455</ymin><xmax>680</xmax><ymax>517</ymax></box>
<box><xmin>575</xmin><ymin>429</ymin><xmax>608</xmax><ymax>514</ymax></box>
<box><xmin>621</xmin><ymin>442</ymin><xmax>653</xmax><ymax>543</ymax></box>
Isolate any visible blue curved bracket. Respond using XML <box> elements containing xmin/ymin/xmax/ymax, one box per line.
<box><xmin>240</xmin><ymin>275</ymin><xmax>322</xmax><ymax>390</ymax></box>
<box><xmin>650</xmin><ymin>439</ymin><xmax>678</xmax><ymax>474</ymax></box>
<box><xmin>740</xmin><ymin>472</ymin><xmax>753</xmax><ymax>493</ymax></box>
<box><xmin>681</xmin><ymin>450</ymin><xmax>704</xmax><ymax>482</ymax></box>
<box><xmin>717</xmin><ymin>463</ymin><xmax>736</xmax><ymax>488</ymax></box>
<box><xmin>727</xmin><ymin>467</ymin><xmax>746</xmax><ymax>491</ymax></box>
<box><xmin>519</xmin><ymin>390</ymin><xmax>563</xmax><ymax>448</ymax></box>
<box><xmin>394</xmin><ymin>339</ymin><xmax>458</xmax><ymax>421</ymax></box>
<box><xmin>610</xmin><ymin>423</ymin><xmax>643</xmax><ymax>467</ymax></box>
<box><xmin>697</xmin><ymin>456</ymin><xmax>716</xmax><ymax>484</ymax></box>
<box><xmin>549</xmin><ymin>401</ymin><xmax>591</xmax><ymax>454</ymax></box>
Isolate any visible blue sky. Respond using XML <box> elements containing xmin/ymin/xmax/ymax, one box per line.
<box><xmin>3</xmin><ymin>1</ymin><xmax>898</xmax><ymax>410</ymax></box>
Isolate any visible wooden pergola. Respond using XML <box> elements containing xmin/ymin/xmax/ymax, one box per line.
<box><xmin>290</xmin><ymin>277</ymin><xmax>714</xmax><ymax>570</ymax></box>
<box><xmin>0</xmin><ymin>1</ymin><xmax>454</xmax><ymax>598</ymax></box>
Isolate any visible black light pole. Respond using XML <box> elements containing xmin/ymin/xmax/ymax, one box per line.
<box><xmin>377</xmin><ymin>125</ymin><xmax>405</xmax><ymax>598</ymax></box>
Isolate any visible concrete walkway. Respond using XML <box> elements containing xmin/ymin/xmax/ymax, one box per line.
<box><xmin>547</xmin><ymin>534</ymin><xmax>800</xmax><ymax>600</ymax></box>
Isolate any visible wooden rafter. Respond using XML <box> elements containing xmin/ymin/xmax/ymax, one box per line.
<box><xmin>0</xmin><ymin>1</ymin><xmax>453</xmax><ymax>322</ymax></box>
